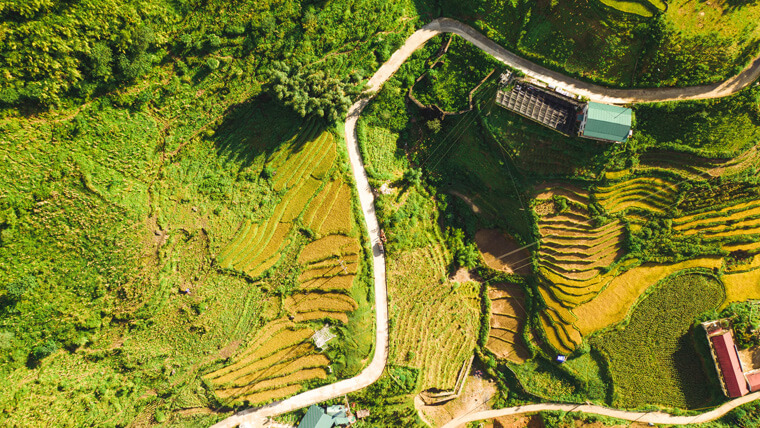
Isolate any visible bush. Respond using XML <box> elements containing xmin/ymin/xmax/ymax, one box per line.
<box><xmin>30</xmin><ymin>340</ymin><xmax>58</xmax><ymax>363</ymax></box>
<box><xmin>206</xmin><ymin>58</ymin><xmax>221</xmax><ymax>70</ymax></box>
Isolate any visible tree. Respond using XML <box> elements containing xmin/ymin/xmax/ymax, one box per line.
<box><xmin>4</xmin><ymin>275</ymin><xmax>36</xmax><ymax>303</ymax></box>
<box><xmin>269</xmin><ymin>61</ymin><xmax>362</xmax><ymax>123</ymax></box>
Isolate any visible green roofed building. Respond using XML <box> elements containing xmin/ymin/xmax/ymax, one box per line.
<box><xmin>578</xmin><ymin>102</ymin><xmax>633</xmax><ymax>143</ymax></box>
<box><xmin>297</xmin><ymin>404</ymin><xmax>355</xmax><ymax>428</ymax></box>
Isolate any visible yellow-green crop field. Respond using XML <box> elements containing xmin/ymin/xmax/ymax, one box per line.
<box><xmin>204</xmin><ymin>128</ymin><xmax>366</xmax><ymax>406</ymax></box>
<box><xmin>387</xmin><ymin>230</ymin><xmax>480</xmax><ymax>391</ymax></box>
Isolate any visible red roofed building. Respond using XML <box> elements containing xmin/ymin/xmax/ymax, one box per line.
<box><xmin>746</xmin><ymin>371</ymin><xmax>760</xmax><ymax>392</ymax></box>
<box><xmin>709</xmin><ymin>331</ymin><xmax>749</xmax><ymax>397</ymax></box>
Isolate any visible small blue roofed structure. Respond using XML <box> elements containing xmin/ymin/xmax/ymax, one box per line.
<box><xmin>298</xmin><ymin>404</ymin><xmax>355</xmax><ymax>428</ymax></box>
<box><xmin>556</xmin><ymin>355</ymin><xmax>567</xmax><ymax>363</ymax></box>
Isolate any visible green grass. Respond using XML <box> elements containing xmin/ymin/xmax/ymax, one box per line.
<box><xmin>592</xmin><ymin>273</ymin><xmax>724</xmax><ymax>409</ymax></box>
<box><xmin>412</xmin><ymin>35</ymin><xmax>500</xmax><ymax>112</ymax></box>
<box><xmin>634</xmin><ymin>87</ymin><xmax>760</xmax><ymax>158</ymax></box>
<box><xmin>597</xmin><ymin>0</ymin><xmax>654</xmax><ymax>17</ymax></box>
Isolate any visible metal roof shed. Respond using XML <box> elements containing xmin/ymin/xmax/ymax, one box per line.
<box><xmin>711</xmin><ymin>332</ymin><xmax>749</xmax><ymax>398</ymax></box>
<box><xmin>579</xmin><ymin>102</ymin><xmax>632</xmax><ymax>142</ymax></box>
<box><xmin>297</xmin><ymin>405</ymin><xmax>334</xmax><ymax>428</ymax></box>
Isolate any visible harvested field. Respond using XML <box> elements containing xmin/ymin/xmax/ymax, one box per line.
<box><xmin>388</xmin><ymin>240</ymin><xmax>480</xmax><ymax>390</ymax></box>
<box><xmin>475</xmin><ymin>229</ymin><xmax>532</xmax><ymax>275</ymax></box>
<box><xmin>486</xmin><ymin>283</ymin><xmax>530</xmax><ymax>363</ymax></box>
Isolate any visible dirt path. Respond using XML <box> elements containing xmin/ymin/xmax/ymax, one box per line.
<box><xmin>211</xmin><ymin>17</ymin><xmax>760</xmax><ymax>428</ymax></box>
<box><xmin>442</xmin><ymin>391</ymin><xmax>760</xmax><ymax>427</ymax></box>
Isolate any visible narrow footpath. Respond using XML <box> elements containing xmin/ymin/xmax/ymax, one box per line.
<box><xmin>211</xmin><ymin>18</ymin><xmax>760</xmax><ymax>428</ymax></box>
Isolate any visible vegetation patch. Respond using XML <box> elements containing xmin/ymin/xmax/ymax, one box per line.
<box><xmin>592</xmin><ymin>273</ymin><xmax>724</xmax><ymax>408</ymax></box>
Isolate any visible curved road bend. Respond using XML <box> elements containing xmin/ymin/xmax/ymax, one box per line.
<box><xmin>212</xmin><ymin>18</ymin><xmax>760</xmax><ymax>428</ymax></box>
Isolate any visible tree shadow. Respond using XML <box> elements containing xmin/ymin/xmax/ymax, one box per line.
<box><xmin>673</xmin><ymin>333</ymin><xmax>716</xmax><ymax>408</ymax></box>
<box><xmin>211</xmin><ymin>94</ymin><xmax>319</xmax><ymax>170</ymax></box>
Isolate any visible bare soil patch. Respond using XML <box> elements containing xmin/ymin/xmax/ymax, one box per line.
<box><xmin>450</xmin><ymin>267</ymin><xmax>481</xmax><ymax>283</ymax></box>
<box><xmin>415</xmin><ymin>375</ymin><xmax>497</xmax><ymax>427</ymax></box>
<box><xmin>476</xmin><ymin>229</ymin><xmax>532</xmax><ymax>275</ymax></box>
<box><xmin>492</xmin><ymin>414</ymin><xmax>545</xmax><ymax>428</ymax></box>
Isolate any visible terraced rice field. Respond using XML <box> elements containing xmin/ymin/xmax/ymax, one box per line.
<box><xmin>207</xmin><ymin>154</ymin><xmax>364</xmax><ymax>406</ymax></box>
<box><xmin>204</xmin><ymin>320</ymin><xmax>329</xmax><ymax>405</ymax></box>
<box><xmin>534</xmin><ymin>185</ymin><xmax>626</xmax><ymax>352</ymax></box>
<box><xmin>485</xmin><ymin>283</ymin><xmax>530</xmax><ymax>363</ymax></box>
<box><xmin>572</xmin><ymin>257</ymin><xmax>723</xmax><ymax>335</ymax></box>
<box><xmin>217</xmin><ymin>126</ymin><xmax>337</xmax><ymax>278</ymax></box>
<box><xmin>674</xmin><ymin>199</ymin><xmax>760</xmax><ymax>242</ymax></box>
<box><xmin>388</xmin><ymin>236</ymin><xmax>480</xmax><ymax>390</ymax></box>
<box><xmin>595</xmin><ymin>175</ymin><xmax>678</xmax><ymax>215</ymax></box>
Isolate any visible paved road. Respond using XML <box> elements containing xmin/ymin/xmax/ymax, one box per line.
<box><xmin>209</xmin><ymin>91</ymin><xmax>389</xmax><ymax>428</ymax></box>
<box><xmin>443</xmin><ymin>391</ymin><xmax>760</xmax><ymax>427</ymax></box>
<box><xmin>422</xmin><ymin>19</ymin><xmax>760</xmax><ymax>104</ymax></box>
<box><xmin>211</xmin><ymin>17</ymin><xmax>760</xmax><ymax>428</ymax></box>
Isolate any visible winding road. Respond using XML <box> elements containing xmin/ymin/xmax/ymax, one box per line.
<box><xmin>211</xmin><ymin>18</ymin><xmax>760</xmax><ymax>428</ymax></box>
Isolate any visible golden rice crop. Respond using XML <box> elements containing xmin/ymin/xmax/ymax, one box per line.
<box><xmin>299</xmin><ymin>274</ymin><xmax>356</xmax><ymax>292</ymax></box>
<box><xmin>212</xmin><ymin>328</ymin><xmax>313</xmax><ymax>375</ymax></box>
<box><xmin>210</xmin><ymin>343</ymin><xmax>313</xmax><ymax>386</ymax></box>
<box><xmin>286</xmin><ymin>292</ymin><xmax>358</xmax><ymax>313</ymax></box>
<box><xmin>298</xmin><ymin>235</ymin><xmax>360</xmax><ymax>264</ymax></box>
<box><xmin>674</xmin><ymin>200</ymin><xmax>760</xmax><ymax>225</ymax></box>
<box><xmin>299</xmin><ymin>262</ymin><xmax>358</xmax><ymax>282</ymax></box>
<box><xmin>723</xmin><ymin>267</ymin><xmax>760</xmax><ymax>307</ymax></box>
<box><xmin>309</xmin><ymin>135</ymin><xmax>337</xmax><ymax>180</ymax></box>
<box><xmin>240</xmin><ymin>221</ymin><xmax>292</xmax><ymax>274</ymax></box>
<box><xmin>281</xmin><ymin>177</ymin><xmax>323</xmax><ymax>223</ymax></box>
<box><xmin>305</xmin><ymin>253</ymin><xmax>360</xmax><ymax>269</ymax></box>
<box><xmin>573</xmin><ymin>257</ymin><xmax>723</xmax><ymax>335</ymax></box>
<box><xmin>273</xmin><ymin>132</ymin><xmax>329</xmax><ymax>191</ymax></box>
<box><xmin>225</xmin><ymin>354</ymin><xmax>330</xmax><ymax>388</ymax></box>
<box><xmin>294</xmin><ymin>311</ymin><xmax>350</xmax><ymax>324</ymax></box>
<box><xmin>317</xmin><ymin>183</ymin><xmax>354</xmax><ymax>235</ymax></box>
<box><xmin>307</xmin><ymin>184</ymin><xmax>342</xmax><ymax>232</ymax></box>
<box><xmin>303</xmin><ymin>180</ymin><xmax>337</xmax><ymax>228</ymax></box>
<box><xmin>233</xmin><ymin>384</ymin><xmax>303</xmax><ymax>405</ymax></box>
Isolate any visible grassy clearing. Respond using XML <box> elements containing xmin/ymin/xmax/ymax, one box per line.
<box><xmin>486</xmin><ymin>284</ymin><xmax>530</xmax><ymax>363</ymax></box>
<box><xmin>597</xmin><ymin>0</ymin><xmax>654</xmax><ymax>17</ymax></box>
<box><xmin>592</xmin><ymin>274</ymin><xmax>724</xmax><ymax>409</ymax></box>
<box><xmin>634</xmin><ymin>88</ymin><xmax>760</xmax><ymax>158</ymax></box>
